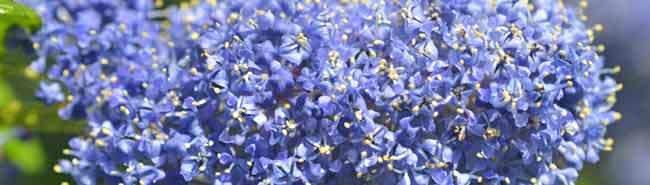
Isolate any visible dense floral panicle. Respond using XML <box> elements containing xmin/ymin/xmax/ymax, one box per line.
<box><xmin>24</xmin><ymin>0</ymin><xmax>620</xmax><ymax>184</ymax></box>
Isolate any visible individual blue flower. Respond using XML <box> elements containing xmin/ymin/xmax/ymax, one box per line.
<box><xmin>35</xmin><ymin>81</ymin><xmax>65</xmax><ymax>105</ymax></box>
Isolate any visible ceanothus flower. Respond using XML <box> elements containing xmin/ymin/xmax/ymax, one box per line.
<box><xmin>35</xmin><ymin>81</ymin><xmax>65</xmax><ymax>105</ymax></box>
<box><xmin>23</xmin><ymin>0</ymin><xmax>621</xmax><ymax>185</ymax></box>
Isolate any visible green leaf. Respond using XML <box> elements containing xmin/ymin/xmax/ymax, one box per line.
<box><xmin>0</xmin><ymin>0</ymin><xmax>42</xmax><ymax>55</ymax></box>
<box><xmin>4</xmin><ymin>136</ymin><xmax>47</xmax><ymax>174</ymax></box>
<box><xmin>0</xmin><ymin>78</ymin><xmax>14</xmax><ymax>106</ymax></box>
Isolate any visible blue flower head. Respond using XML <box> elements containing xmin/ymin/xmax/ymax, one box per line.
<box><xmin>24</xmin><ymin>0</ymin><xmax>621</xmax><ymax>184</ymax></box>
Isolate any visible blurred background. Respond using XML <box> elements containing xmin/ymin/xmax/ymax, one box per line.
<box><xmin>0</xmin><ymin>0</ymin><xmax>647</xmax><ymax>184</ymax></box>
<box><xmin>585</xmin><ymin>0</ymin><xmax>650</xmax><ymax>184</ymax></box>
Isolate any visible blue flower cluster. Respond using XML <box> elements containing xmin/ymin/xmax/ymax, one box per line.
<box><xmin>23</xmin><ymin>0</ymin><xmax>621</xmax><ymax>184</ymax></box>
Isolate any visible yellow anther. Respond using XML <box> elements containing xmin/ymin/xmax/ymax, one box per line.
<box><xmin>192</xmin><ymin>99</ymin><xmax>207</xmax><ymax>106</ymax></box>
<box><xmin>530</xmin><ymin>177</ymin><xmax>538</xmax><ymax>184</ymax></box>
<box><xmin>603</xmin><ymin>138</ymin><xmax>615</xmax><ymax>151</ymax></box>
<box><xmin>184</xmin><ymin>143</ymin><xmax>192</xmax><ymax>149</ymax></box>
<box><xmin>242</xmin><ymin>71</ymin><xmax>253</xmax><ymax>81</ymax></box>
<box><xmin>612</xmin><ymin>65</ymin><xmax>621</xmax><ymax>73</ymax></box>
<box><xmin>612</xmin><ymin>111</ymin><xmax>622</xmax><ymax>121</ymax></box>
<box><xmin>452</xmin><ymin>170</ymin><xmax>460</xmax><ymax>177</ymax></box>
<box><xmin>383</xmin><ymin>154</ymin><xmax>392</xmax><ymax>162</ymax></box>
<box><xmin>560</xmin><ymin>110</ymin><xmax>568</xmax><ymax>117</ymax></box>
<box><xmin>101</xmin><ymin>127</ymin><xmax>112</xmax><ymax>135</ymax></box>
<box><xmin>343</xmin><ymin>122</ymin><xmax>352</xmax><ymax>128</ymax></box>
<box><xmin>486</xmin><ymin>128</ymin><xmax>500</xmax><ymax>138</ymax></box>
<box><xmin>418</xmin><ymin>32</ymin><xmax>427</xmax><ymax>39</ymax></box>
<box><xmin>100</xmin><ymin>58</ymin><xmax>109</xmax><ymax>65</ymax></box>
<box><xmin>436</xmin><ymin>161</ymin><xmax>447</xmax><ymax>168</ymax></box>
<box><xmin>53</xmin><ymin>165</ymin><xmax>63</xmax><ymax>173</ymax></box>
<box><xmin>476</xmin><ymin>151</ymin><xmax>487</xmax><ymax>159</ymax></box>
<box><xmin>328</xmin><ymin>50</ymin><xmax>340</xmax><ymax>61</ymax></box>
<box><xmin>62</xmin><ymin>149</ymin><xmax>72</xmax><ymax>155</ymax></box>
<box><xmin>368</xmin><ymin>49</ymin><xmax>377</xmax><ymax>58</ymax></box>
<box><xmin>191</xmin><ymin>32</ymin><xmax>200</xmax><ymax>40</ymax></box>
<box><xmin>502</xmin><ymin>90</ymin><xmax>511</xmax><ymax>102</ymax></box>
<box><xmin>594</xmin><ymin>24</ymin><xmax>604</xmax><ymax>32</ymax></box>
<box><xmin>567</xmin><ymin>81</ymin><xmax>574</xmax><ymax>87</ymax></box>
<box><xmin>119</xmin><ymin>105</ymin><xmax>130</xmax><ymax>115</ymax></box>
<box><xmin>227</xmin><ymin>13</ymin><xmax>240</xmax><ymax>24</ymax></box>
<box><xmin>412</xmin><ymin>105</ymin><xmax>420</xmax><ymax>113</ymax></box>
<box><xmin>363</xmin><ymin>138</ymin><xmax>373</xmax><ymax>145</ymax></box>
<box><xmin>579</xmin><ymin>106</ymin><xmax>592</xmax><ymax>118</ymax></box>
<box><xmin>372</xmin><ymin>39</ymin><xmax>383</xmax><ymax>46</ymax></box>
<box><xmin>597</xmin><ymin>44</ymin><xmax>606</xmax><ymax>53</ymax></box>
<box><xmin>603</xmin><ymin>119</ymin><xmax>611</xmax><ymax>126</ymax></box>
<box><xmin>155</xmin><ymin>0</ymin><xmax>164</xmax><ymax>7</ymax></box>
<box><xmin>285</xmin><ymin>120</ymin><xmax>297</xmax><ymax>130</ymax></box>
<box><xmin>296</xmin><ymin>33</ymin><xmax>309</xmax><ymax>47</ymax></box>
<box><xmin>95</xmin><ymin>139</ymin><xmax>106</xmax><ymax>146</ymax></box>
<box><xmin>456</xmin><ymin>125</ymin><xmax>466</xmax><ymax>141</ymax></box>
<box><xmin>190</xmin><ymin>67</ymin><xmax>199</xmax><ymax>75</ymax></box>
<box><xmin>318</xmin><ymin>145</ymin><xmax>332</xmax><ymax>155</ymax></box>
<box><xmin>579</xmin><ymin>0</ymin><xmax>588</xmax><ymax>8</ymax></box>
<box><xmin>24</xmin><ymin>67</ymin><xmax>39</xmax><ymax>79</ymax></box>
<box><xmin>232</xmin><ymin>110</ymin><xmax>243</xmax><ymax>122</ymax></box>
<box><xmin>355</xmin><ymin>110</ymin><xmax>363</xmax><ymax>120</ymax></box>
<box><xmin>387</xmin><ymin>68</ymin><xmax>399</xmax><ymax>81</ymax></box>
<box><xmin>247</xmin><ymin>18</ymin><xmax>258</xmax><ymax>27</ymax></box>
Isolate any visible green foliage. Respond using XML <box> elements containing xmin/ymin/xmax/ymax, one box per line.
<box><xmin>0</xmin><ymin>43</ymin><xmax>84</xmax><ymax>133</ymax></box>
<box><xmin>3</xmin><ymin>133</ymin><xmax>46</xmax><ymax>174</ymax></box>
<box><xmin>0</xmin><ymin>3</ymin><xmax>81</xmax><ymax>182</ymax></box>
<box><xmin>0</xmin><ymin>0</ymin><xmax>42</xmax><ymax>55</ymax></box>
<box><xmin>0</xmin><ymin>78</ymin><xmax>14</xmax><ymax>107</ymax></box>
